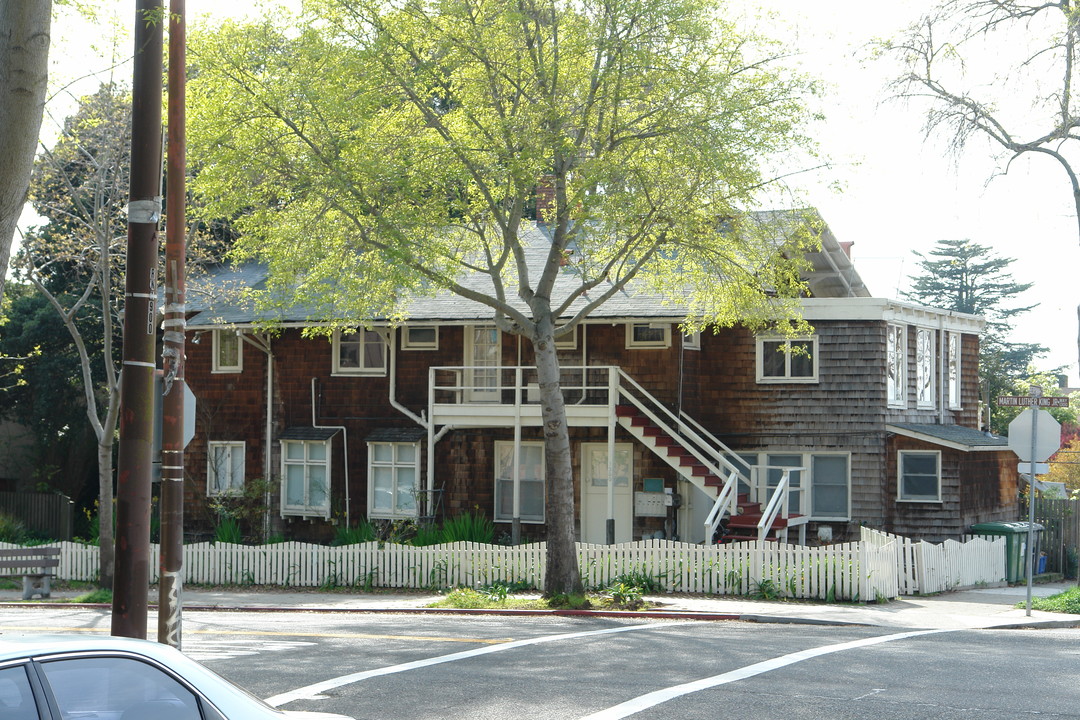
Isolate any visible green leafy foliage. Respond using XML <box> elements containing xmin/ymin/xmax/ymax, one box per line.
<box><xmin>0</xmin><ymin>513</ymin><xmax>28</xmax><ymax>543</ymax></box>
<box><xmin>188</xmin><ymin>0</ymin><xmax>823</xmax><ymax>595</ymax></box>
<box><xmin>213</xmin><ymin>516</ymin><xmax>243</xmax><ymax>544</ymax></box>
<box><xmin>331</xmin><ymin>521</ymin><xmax>377</xmax><ymax>546</ymax></box>
<box><xmin>1019</xmin><ymin>586</ymin><xmax>1080</xmax><ymax>614</ymax></box>
<box><xmin>439</xmin><ymin>511</ymin><xmax>496</xmax><ymax>545</ymax></box>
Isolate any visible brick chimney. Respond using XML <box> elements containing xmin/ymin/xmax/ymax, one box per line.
<box><xmin>536</xmin><ymin>175</ymin><xmax>555</xmax><ymax>223</ymax></box>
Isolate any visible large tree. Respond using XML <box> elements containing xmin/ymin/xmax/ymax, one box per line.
<box><xmin>885</xmin><ymin>0</ymin><xmax>1080</xmax><ymax>369</ymax></box>
<box><xmin>14</xmin><ymin>83</ymin><xmax>133</xmax><ymax>588</ymax></box>
<box><xmin>903</xmin><ymin>237</ymin><xmax>1047</xmax><ymax>432</ymax></box>
<box><xmin>0</xmin><ymin>2</ymin><xmax>52</xmax><ymax>303</ymax></box>
<box><xmin>188</xmin><ymin>0</ymin><xmax>820</xmax><ymax>594</ymax></box>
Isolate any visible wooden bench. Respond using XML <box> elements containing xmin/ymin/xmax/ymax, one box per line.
<box><xmin>0</xmin><ymin>547</ymin><xmax>60</xmax><ymax>600</ymax></box>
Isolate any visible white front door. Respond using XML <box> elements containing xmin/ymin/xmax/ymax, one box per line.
<box><xmin>580</xmin><ymin>443</ymin><xmax>633</xmax><ymax>544</ymax></box>
<box><xmin>464</xmin><ymin>325</ymin><xmax>500</xmax><ymax>402</ymax></box>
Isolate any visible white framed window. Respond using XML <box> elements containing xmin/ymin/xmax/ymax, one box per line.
<box><xmin>683</xmin><ymin>331</ymin><xmax>701</xmax><ymax>351</ymax></box>
<box><xmin>368</xmin><ymin>442</ymin><xmax>419</xmax><ymax>519</ymax></box>
<box><xmin>554</xmin><ymin>325</ymin><xmax>578</xmax><ymax>349</ymax></box>
<box><xmin>212</xmin><ymin>329</ymin><xmax>242</xmax><ymax>373</ymax></box>
<box><xmin>810</xmin><ymin>454</ymin><xmax>850</xmax><ymax>520</ymax></box>
<box><xmin>887</xmin><ymin>324</ymin><xmax>906</xmax><ymax>408</ymax></box>
<box><xmin>494</xmin><ymin>441</ymin><xmax>545</xmax><ymax>523</ymax></box>
<box><xmin>333</xmin><ymin>329</ymin><xmax>386</xmax><ymax>375</ymax></box>
<box><xmin>626</xmin><ymin>323</ymin><xmax>671</xmax><ymax>348</ymax></box>
<box><xmin>916</xmin><ymin>328</ymin><xmax>935</xmax><ymax>408</ymax></box>
<box><xmin>401</xmin><ymin>325</ymin><xmax>438</xmax><ymax>350</ymax></box>
<box><xmin>898</xmin><ymin>450</ymin><xmax>941</xmax><ymax>502</ymax></box>
<box><xmin>948</xmin><ymin>332</ymin><xmax>962</xmax><ymax>409</ymax></box>
<box><xmin>756</xmin><ymin>337</ymin><xmax>818</xmax><ymax>383</ymax></box>
<box><xmin>207</xmin><ymin>441</ymin><xmax>245</xmax><ymax>496</ymax></box>
<box><xmin>281</xmin><ymin>439</ymin><xmax>331</xmax><ymax>518</ymax></box>
<box><xmin>740</xmin><ymin>451</ymin><xmax>849</xmax><ymax>521</ymax></box>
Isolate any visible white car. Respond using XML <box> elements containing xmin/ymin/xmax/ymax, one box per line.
<box><xmin>0</xmin><ymin>634</ymin><xmax>354</xmax><ymax>720</ymax></box>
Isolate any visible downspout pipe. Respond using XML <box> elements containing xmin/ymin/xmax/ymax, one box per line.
<box><xmin>311</xmin><ymin>378</ymin><xmax>350</xmax><ymax>528</ymax></box>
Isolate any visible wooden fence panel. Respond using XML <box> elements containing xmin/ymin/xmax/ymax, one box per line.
<box><xmin>0</xmin><ymin>491</ymin><xmax>74</xmax><ymax>541</ymax></box>
<box><xmin>1031</xmin><ymin>497</ymin><xmax>1080</xmax><ymax>577</ymax></box>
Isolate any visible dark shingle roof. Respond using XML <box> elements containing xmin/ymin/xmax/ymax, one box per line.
<box><xmin>365</xmin><ymin>427</ymin><xmax>427</xmax><ymax>443</ymax></box>
<box><xmin>279</xmin><ymin>426</ymin><xmax>341</xmax><ymax>441</ymax></box>
<box><xmin>888</xmin><ymin>423</ymin><xmax>1009</xmax><ymax>451</ymax></box>
<box><xmin>186</xmin><ymin>212</ymin><xmax>866</xmax><ymax>328</ymax></box>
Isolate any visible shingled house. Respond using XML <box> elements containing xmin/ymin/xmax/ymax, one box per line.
<box><xmin>180</xmin><ymin>215</ymin><xmax>1018</xmax><ymax>545</ymax></box>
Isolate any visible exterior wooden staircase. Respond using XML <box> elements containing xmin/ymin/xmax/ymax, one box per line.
<box><xmin>614</xmin><ymin>368</ymin><xmax>807</xmax><ymax>543</ymax></box>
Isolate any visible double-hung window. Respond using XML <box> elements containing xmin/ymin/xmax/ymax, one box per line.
<box><xmin>207</xmin><ymin>441</ymin><xmax>245</xmax><ymax>496</ymax></box>
<box><xmin>212</xmin><ymin>329</ymin><xmax>242</xmax><ymax>373</ymax></box>
<box><xmin>368</xmin><ymin>442</ymin><xmax>419</xmax><ymax>519</ymax></box>
<box><xmin>810</xmin><ymin>454</ymin><xmax>849</xmax><ymax>520</ymax></box>
<box><xmin>741</xmin><ymin>451</ymin><xmax>849</xmax><ymax>521</ymax></box>
<box><xmin>281</xmin><ymin>439</ymin><xmax>331</xmax><ymax>518</ymax></box>
<box><xmin>757</xmin><ymin>337</ymin><xmax>817</xmax><ymax>383</ymax></box>
<box><xmin>494</xmin><ymin>441</ymin><xmax>545</xmax><ymax>523</ymax></box>
<box><xmin>887</xmin><ymin>324</ymin><xmax>906</xmax><ymax>407</ymax></box>
<box><xmin>333</xmin><ymin>329</ymin><xmax>386</xmax><ymax>375</ymax></box>
<box><xmin>898</xmin><ymin>450</ymin><xmax>941</xmax><ymax>502</ymax></box>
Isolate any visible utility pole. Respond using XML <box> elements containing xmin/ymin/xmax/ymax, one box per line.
<box><xmin>112</xmin><ymin>0</ymin><xmax>164</xmax><ymax>639</ymax></box>
<box><xmin>158</xmin><ymin>0</ymin><xmax>187</xmax><ymax>648</ymax></box>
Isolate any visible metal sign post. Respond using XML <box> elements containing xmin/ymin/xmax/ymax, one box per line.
<box><xmin>1002</xmin><ymin>390</ymin><xmax>1064</xmax><ymax>616</ymax></box>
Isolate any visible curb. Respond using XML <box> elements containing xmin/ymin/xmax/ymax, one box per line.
<box><xmin>1</xmin><ymin>601</ymin><xmax>1076</xmax><ymax>629</ymax></box>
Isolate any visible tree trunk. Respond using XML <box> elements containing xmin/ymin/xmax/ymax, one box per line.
<box><xmin>97</xmin><ymin>440</ymin><xmax>115</xmax><ymax>589</ymax></box>
<box><xmin>0</xmin><ymin>2</ymin><xmax>51</xmax><ymax>302</ymax></box>
<box><xmin>533</xmin><ymin>312</ymin><xmax>583</xmax><ymax>596</ymax></box>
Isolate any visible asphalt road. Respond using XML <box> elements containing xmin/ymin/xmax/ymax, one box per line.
<box><xmin>2</xmin><ymin>607</ymin><xmax>1078</xmax><ymax>719</ymax></box>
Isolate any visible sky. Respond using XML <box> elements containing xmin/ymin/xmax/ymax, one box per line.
<box><xmin>24</xmin><ymin>0</ymin><xmax>1080</xmax><ymax>382</ymax></box>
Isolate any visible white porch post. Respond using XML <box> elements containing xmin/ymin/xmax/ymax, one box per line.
<box><xmin>606</xmin><ymin>368</ymin><xmax>617</xmax><ymax>544</ymax></box>
<box><xmin>513</xmin><ymin>368</ymin><xmax>522</xmax><ymax>544</ymax></box>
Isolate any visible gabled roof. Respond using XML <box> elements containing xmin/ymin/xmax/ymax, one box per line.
<box><xmin>186</xmin><ymin>211</ymin><xmax>869</xmax><ymax>329</ymax></box>
<box><xmin>888</xmin><ymin>423</ymin><xmax>1009</xmax><ymax>452</ymax></box>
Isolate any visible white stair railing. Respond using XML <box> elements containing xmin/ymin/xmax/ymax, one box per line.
<box><xmin>616</xmin><ymin>369</ymin><xmax>748</xmax><ymax>485</ymax></box>
<box><xmin>703</xmin><ymin>470</ymin><xmax>740</xmax><ymax>542</ymax></box>
<box><xmin>757</xmin><ymin>470</ymin><xmax>792</xmax><ymax>542</ymax></box>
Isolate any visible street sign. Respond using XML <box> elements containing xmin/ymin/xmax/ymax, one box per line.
<box><xmin>998</xmin><ymin>395</ymin><xmax>1070</xmax><ymax>408</ymax></box>
<box><xmin>1008</xmin><ymin>408</ymin><xmax>1061</xmax><ymax>463</ymax></box>
<box><xmin>1017</xmin><ymin>462</ymin><xmax>1050</xmax><ymax>476</ymax></box>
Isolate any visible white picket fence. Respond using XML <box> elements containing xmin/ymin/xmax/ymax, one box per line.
<box><xmin>1</xmin><ymin>530</ymin><xmax>1007</xmax><ymax>601</ymax></box>
<box><xmin>860</xmin><ymin>528</ymin><xmax>1007</xmax><ymax>594</ymax></box>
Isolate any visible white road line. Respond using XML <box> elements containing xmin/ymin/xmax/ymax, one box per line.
<box><xmin>266</xmin><ymin>621</ymin><xmax>698</xmax><ymax>707</ymax></box>
<box><xmin>578</xmin><ymin>628</ymin><xmax>955</xmax><ymax>720</ymax></box>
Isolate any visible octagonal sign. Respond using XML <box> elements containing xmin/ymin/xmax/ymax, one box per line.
<box><xmin>1008</xmin><ymin>408</ymin><xmax>1061</xmax><ymax>463</ymax></box>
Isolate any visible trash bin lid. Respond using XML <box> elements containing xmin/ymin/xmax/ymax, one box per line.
<box><xmin>971</xmin><ymin>521</ymin><xmax>1044</xmax><ymax>533</ymax></box>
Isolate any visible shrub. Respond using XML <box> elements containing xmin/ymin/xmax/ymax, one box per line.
<box><xmin>411</xmin><ymin>524</ymin><xmax>445</xmax><ymax>547</ymax></box>
<box><xmin>331</xmin><ymin>521</ymin><xmax>376</xmax><ymax>546</ymax></box>
<box><xmin>213</xmin><ymin>516</ymin><xmax>243</xmax><ymax>544</ymax></box>
<box><xmin>0</xmin><ymin>513</ymin><xmax>27</xmax><ymax>544</ymax></box>
<box><xmin>1021</xmin><ymin>586</ymin><xmax>1080</xmax><ymax>614</ymax></box>
<box><xmin>440</xmin><ymin>511</ymin><xmax>495</xmax><ymax>544</ymax></box>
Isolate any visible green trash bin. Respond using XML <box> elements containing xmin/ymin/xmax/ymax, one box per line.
<box><xmin>971</xmin><ymin>521</ymin><xmax>1044</xmax><ymax>583</ymax></box>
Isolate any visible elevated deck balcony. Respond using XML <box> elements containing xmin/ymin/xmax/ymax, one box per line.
<box><xmin>428</xmin><ymin>365</ymin><xmax>617</xmax><ymax>428</ymax></box>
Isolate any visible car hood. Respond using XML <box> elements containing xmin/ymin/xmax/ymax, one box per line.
<box><xmin>280</xmin><ymin>712</ymin><xmax>355</xmax><ymax>720</ymax></box>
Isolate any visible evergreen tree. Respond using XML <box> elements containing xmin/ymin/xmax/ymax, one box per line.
<box><xmin>903</xmin><ymin>238</ymin><xmax>1048</xmax><ymax>432</ymax></box>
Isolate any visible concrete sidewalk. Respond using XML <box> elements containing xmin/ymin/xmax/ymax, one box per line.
<box><xmin>2</xmin><ymin>582</ymin><xmax>1078</xmax><ymax>630</ymax></box>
